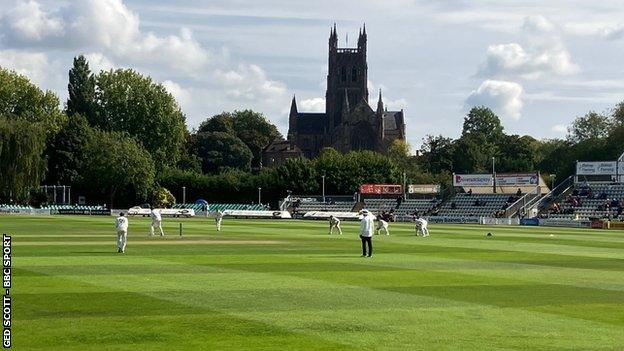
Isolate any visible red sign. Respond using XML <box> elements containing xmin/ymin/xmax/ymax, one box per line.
<box><xmin>360</xmin><ymin>184</ymin><xmax>403</xmax><ymax>195</ymax></box>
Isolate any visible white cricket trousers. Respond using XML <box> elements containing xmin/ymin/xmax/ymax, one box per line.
<box><xmin>117</xmin><ymin>230</ymin><xmax>127</xmax><ymax>251</ymax></box>
<box><xmin>330</xmin><ymin>223</ymin><xmax>342</xmax><ymax>234</ymax></box>
<box><xmin>150</xmin><ymin>220</ymin><xmax>164</xmax><ymax>236</ymax></box>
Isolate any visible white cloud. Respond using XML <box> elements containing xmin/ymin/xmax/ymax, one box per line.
<box><xmin>551</xmin><ymin>124</ymin><xmax>567</xmax><ymax>133</ymax></box>
<box><xmin>1</xmin><ymin>0</ymin><xmax>210</xmax><ymax>73</ymax></box>
<box><xmin>522</xmin><ymin>14</ymin><xmax>556</xmax><ymax>34</ymax></box>
<box><xmin>601</xmin><ymin>24</ymin><xmax>624</xmax><ymax>40</ymax></box>
<box><xmin>300</xmin><ymin>97</ymin><xmax>325</xmax><ymax>112</ymax></box>
<box><xmin>3</xmin><ymin>0</ymin><xmax>64</xmax><ymax>42</ymax></box>
<box><xmin>465</xmin><ymin>80</ymin><xmax>524</xmax><ymax>121</ymax></box>
<box><xmin>214</xmin><ymin>64</ymin><xmax>286</xmax><ymax>101</ymax></box>
<box><xmin>384</xmin><ymin>98</ymin><xmax>408</xmax><ymax>110</ymax></box>
<box><xmin>0</xmin><ymin>50</ymin><xmax>54</xmax><ymax>87</ymax></box>
<box><xmin>478</xmin><ymin>16</ymin><xmax>579</xmax><ymax>80</ymax></box>
<box><xmin>83</xmin><ymin>52</ymin><xmax>115</xmax><ymax>74</ymax></box>
<box><xmin>161</xmin><ymin>80</ymin><xmax>191</xmax><ymax>108</ymax></box>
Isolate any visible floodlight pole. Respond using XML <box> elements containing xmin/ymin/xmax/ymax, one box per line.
<box><xmin>322</xmin><ymin>175</ymin><xmax>326</xmax><ymax>203</ymax></box>
<box><xmin>403</xmin><ymin>171</ymin><xmax>407</xmax><ymax>199</ymax></box>
<box><xmin>492</xmin><ymin>157</ymin><xmax>496</xmax><ymax>194</ymax></box>
<box><xmin>182</xmin><ymin>186</ymin><xmax>186</xmax><ymax>204</ymax></box>
<box><xmin>258</xmin><ymin>187</ymin><xmax>262</xmax><ymax>205</ymax></box>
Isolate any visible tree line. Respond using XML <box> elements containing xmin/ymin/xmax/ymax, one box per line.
<box><xmin>1</xmin><ymin>55</ymin><xmax>623</xmax><ymax>207</ymax></box>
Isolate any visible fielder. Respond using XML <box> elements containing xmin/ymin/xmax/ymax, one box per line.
<box><xmin>149</xmin><ymin>207</ymin><xmax>165</xmax><ymax>236</ymax></box>
<box><xmin>328</xmin><ymin>215</ymin><xmax>342</xmax><ymax>235</ymax></box>
<box><xmin>415</xmin><ymin>217</ymin><xmax>429</xmax><ymax>237</ymax></box>
<box><xmin>375</xmin><ymin>216</ymin><xmax>389</xmax><ymax>235</ymax></box>
<box><xmin>115</xmin><ymin>212</ymin><xmax>128</xmax><ymax>253</ymax></box>
<box><xmin>215</xmin><ymin>209</ymin><xmax>224</xmax><ymax>231</ymax></box>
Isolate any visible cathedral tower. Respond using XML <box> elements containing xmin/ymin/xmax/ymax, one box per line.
<box><xmin>326</xmin><ymin>24</ymin><xmax>369</xmax><ymax>135</ymax></box>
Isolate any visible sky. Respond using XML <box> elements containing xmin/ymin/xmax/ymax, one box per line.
<box><xmin>1</xmin><ymin>0</ymin><xmax>623</xmax><ymax>150</ymax></box>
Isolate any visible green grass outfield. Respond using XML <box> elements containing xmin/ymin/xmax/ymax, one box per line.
<box><xmin>6</xmin><ymin>215</ymin><xmax>624</xmax><ymax>350</ymax></box>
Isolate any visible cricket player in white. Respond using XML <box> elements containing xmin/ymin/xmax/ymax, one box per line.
<box><xmin>115</xmin><ymin>212</ymin><xmax>128</xmax><ymax>253</ymax></box>
<box><xmin>149</xmin><ymin>207</ymin><xmax>165</xmax><ymax>236</ymax></box>
<box><xmin>415</xmin><ymin>217</ymin><xmax>429</xmax><ymax>237</ymax></box>
<box><xmin>328</xmin><ymin>215</ymin><xmax>342</xmax><ymax>235</ymax></box>
<box><xmin>376</xmin><ymin>218</ymin><xmax>390</xmax><ymax>235</ymax></box>
<box><xmin>215</xmin><ymin>210</ymin><xmax>224</xmax><ymax>231</ymax></box>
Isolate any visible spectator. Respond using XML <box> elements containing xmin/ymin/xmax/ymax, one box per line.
<box><xmin>467</xmin><ymin>189</ymin><xmax>473</xmax><ymax>196</ymax></box>
<box><xmin>516</xmin><ymin>188</ymin><xmax>522</xmax><ymax>197</ymax></box>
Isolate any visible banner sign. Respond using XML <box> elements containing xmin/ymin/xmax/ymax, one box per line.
<box><xmin>479</xmin><ymin>217</ymin><xmax>520</xmax><ymax>225</ymax></box>
<box><xmin>0</xmin><ymin>208</ymin><xmax>51</xmax><ymax>216</ymax></box>
<box><xmin>576</xmin><ymin>161</ymin><xmax>617</xmax><ymax>175</ymax></box>
<box><xmin>538</xmin><ymin>218</ymin><xmax>591</xmax><ymax>228</ymax></box>
<box><xmin>223</xmin><ymin>210</ymin><xmax>291</xmax><ymax>219</ymax></box>
<box><xmin>360</xmin><ymin>184</ymin><xmax>403</xmax><ymax>195</ymax></box>
<box><xmin>127</xmin><ymin>208</ymin><xmax>195</xmax><ymax>217</ymax></box>
<box><xmin>426</xmin><ymin>216</ymin><xmax>481</xmax><ymax>224</ymax></box>
<box><xmin>520</xmin><ymin>218</ymin><xmax>540</xmax><ymax>226</ymax></box>
<box><xmin>57</xmin><ymin>209</ymin><xmax>111</xmax><ymax>216</ymax></box>
<box><xmin>303</xmin><ymin>211</ymin><xmax>360</xmax><ymax>220</ymax></box>
<box><xmin>453</xmin><ymin>174</ymin><xmax>493</xmax><ymax>187</ymax></box>
<box><xmin>408</xmin><ymin>184</ymin><xmax>440</xmax><ymax>194</ymax></box>
<box><xmin>495</xmin><ymin>172</ymin><xmax>539</xmax><ymax>186</ymax></box>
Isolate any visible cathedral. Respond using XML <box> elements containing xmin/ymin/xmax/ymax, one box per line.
<box><xmin>263</xmin><ymin>24</ymin><xmax>407</xmax><ymax>165</ymax></box>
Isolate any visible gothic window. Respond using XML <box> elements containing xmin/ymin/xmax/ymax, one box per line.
<box><xmin>352</xmin><ymin>68</ymin><xmax>357</xmax><ymax>82</ymax></box>
<box><xmin>341</xmin><ymin>67</ymin><xmax>346</xmax><ymax>82</ymax></box>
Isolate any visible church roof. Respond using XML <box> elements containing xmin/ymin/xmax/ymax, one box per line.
<box><xmin>383</xmin><ymin>110</ymin><xmax>404</xmax><ymax>131</ymax></box>
<box><xmin>297</xmin><ymin>113</ymin><xmax>326</xmax><ymax>134</ymax></box>
<box><xmin>264</xmin><ymin>139</ymin><xmax>301</xmax><ymax>153</ymax></box>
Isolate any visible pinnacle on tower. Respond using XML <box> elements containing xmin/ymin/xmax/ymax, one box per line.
<box><xmin>290</xmin><ymin>94</ymin><xmax>297</xmax><ymax>113</ymax></box>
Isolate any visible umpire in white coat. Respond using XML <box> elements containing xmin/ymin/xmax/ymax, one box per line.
<box><xmin>359</xmin><ymin>210</ymin><xmax>375</xmax><ymax>257</ymax></box>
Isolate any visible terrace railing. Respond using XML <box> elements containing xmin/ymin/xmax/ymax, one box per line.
<box><xmin>522</xmin><ymin>175</ymin><xmax>574</xmax><ymax>216</ymax></box>
<box><xmin>504</xmin><ymin>187</ymin><xmax>541</xmax><ymax>218</ymax></box>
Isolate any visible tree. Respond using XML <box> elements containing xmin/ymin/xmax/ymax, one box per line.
<box><xmin>0</xmin><ymin>118</ymin><xmax>47</xmax><ymax>202</ymax></box>
<box><xmin>0</xmin><ymin>67</ymin><xmax>65</xmax><ymax>137</ymax></box>
<box><xmin>567</xmin><ymin>111</ymin><xmax>612</xmax><ymax>143</ymax></box>
<box><xmin>277</xmin><ymin>157</ymin><xmax>319</xmax><ymax>195</ymax></box>
<box><xmin>95</xmin><ymin>69</ymin><xmax>186</xmax><ymax>169</ymax></box>
<box><xmin>454</xmin><ymin>107</ymin><xmax>504</xmax><ymax>173</ymax></box>
<box><xmin>197</xmin><ymin>112</ymin><xmax>234</xmax><ymax>134</ymax></box>
<box><xmin>66</xmin><ymin>55</ymin><xmax>96</xmax><ymax>123</ymax></box>
<box><xmin>45</xmin><ymin>114</ymin><xmax>92</xmax><ymax>185</ymax></box>
<box><xmin>151</xmin><ymin>186</ymin><xmax>176</xmax><ymax>207</ymax></box>
<box><xmin>497</xmin><ymin>135</ymin><xmax>538</xmax><ymax>172</ymax></box>
<box><xmin>192</xmin><ymin>131</ymin><xmax>253</xmax><ymax>173</ymax></box>
<box><xmin>388</xmin><ymin>139</ymin><xmax>412</xmax><ymax>169</ymax></box>
<box><xmin>77</xmin><ymin>130</ymin><xmax>155</xmax><ymax>207</ymax></box>
<box><xmin>420</xmin><ymin>135</ymin><xmax>455</xmax><ymax>174</ymax></box>
<box><xmin>176</xmin><ymin>131</ymin><xmax>203</xmax><ymax>173</ymax></box>
<box><xmin>461</xmin><ymin>106</ymin><xmax>505</xmax><ymax>143</ymax></box>
<box><xmin>230</xmin><ymin>110</ymin><xmax>282</xmax><ymax>167</ymax></box>
<box><xmin>612</xmin><ymin>101</ymin><xmax>624</xmax><ymax>126</ymax></box>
